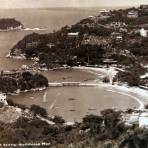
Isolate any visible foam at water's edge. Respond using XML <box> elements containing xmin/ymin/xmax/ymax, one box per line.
<box><xmin>24</xmin><ymin>28</ymin><xmax>48</xmax><ymax>31</ymax></box>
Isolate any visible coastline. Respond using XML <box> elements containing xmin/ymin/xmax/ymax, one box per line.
<box><xmin>4</xmin><ymin>63</ymin><xmax>147</xmax><ymax>113</ymax></box>
<box><xmin>7</xmin><ymin>66</ymin><xmax>147</xmax><ymax>109</ymax></box>
<box><xmin>75</xmin><ymin>66</ymin><xmax>147</xmax><ymax>109</ymax></box>
<box><xmin>8</xmin><ymin>66</ymin><xmax>147</xmax><ymax>122</ymax></box>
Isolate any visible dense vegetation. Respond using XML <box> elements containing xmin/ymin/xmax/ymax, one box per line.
<box><xmin>10</xmin><ymin>31</ymin><xmax>106</xmax><ymax>68</ymax></box>
<box><xmin>8</xmin><ymin>6</ymin><xmax>148</xmax><ymax>86</ymax></box>
<box><xmin>116</xmin><ymin>64</ymin><xmax>146</xmax><ymax>86</ymax></box>
<box><xmin>0</xmin><ymin>107</ymin><xmax>147</xmax><ymax>147</ymax></box>
<box><xmin>30</xmin><ymin>104</ymin><xmax>48</xmax><ymax>117</ymax></box>
<box><xmin>0</xmin><ymin>18</ymin><xmax>23</xmax><ymax>30</ymax></box>
<box><xmin>0</xmin><ymin>71</ymin><xmax>48</xmax><ymax>93</ymax></box>
<box><xmin>9</xmin><ymin>5</ymin><xmax>148</xmax><ymax>70</ymax></box>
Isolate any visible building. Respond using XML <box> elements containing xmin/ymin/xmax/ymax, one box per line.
<box><xmin>99</xmin><ymin>9</ymin><xmax>110</xmax><ymax>16</ymax></box>
<box><xmin>47</xmin><ymin>43</ymin><xmax>55</xmax><ymax>48</ymax></box>
<box><xmin>127</xmin><ymin>10</ymin><xmax>138</xmax><ymax>18</ymax></box>
<box><xmin>124</xmin><ymin>111</ymin><xmax>148</xmax><ymax>128</ymax></box>
<box><xmin>82</xmin><ymin>35</ymin><xmax>108</xmax><ymax>46</ymax></box>
<box><xmin>140</xmin><ymin>28</ymin><xmax>148</xmax><ymax>37</ymax></box>
<box><xmin>110</xmin><ymin>22</ymin><xmax>127</xmax><ymax>29</ymax></box>
<box><xmin>98</xmin><ymin>9</ymin><xmax>111</xmax><ymax>19</ymax></box>
<box><xmin>103</xmin><ymin>59</ymin><xmax>117</xmax><ymax>65</ymax></box>
<box><xmin>26</xmin><ymin>41</ymin><xmax>40</xmax><ymax>48</ymax></box>
<box><xmin>67</xmin><ymin>32</ymin><xmax>79</xmax><ymax>37</ymax></box>
<box><xmin>0</xmin><ymin>71</ymin><xmax>21</xmax><ymax>78</ymax></box>
<box><xmin>139</xmin><ymin>112</ymin><xmax>148</xmax><ymax>128</ymax></box>
<box><xmin>111</xmin><ymin>32</ymin><xmax>123</xmax><ymax>42</ymax></box>
<box><xmin>0</xmin><ymin>93</ymin><xmax>7</xmax><ymax>106</ymax></box>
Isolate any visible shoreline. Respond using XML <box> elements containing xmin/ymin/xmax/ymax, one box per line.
<box><xmin>1</xmin><ymin>62</ymin><xmax>145</xmax><ymax>121</ymax></box>
<box><xmin>74</xmin><ymin>66</ymin><xmax>148</xmax><ymax>110</ymax></box>
<box><xmin>8</xmin><ymin>66</ymin><xmax>148</xmax><ymax>121</ymax></box>
<box><xmin>7</xmin><ymin>66</ymin><xmax>148</xmax><ymax>109</ymax></box>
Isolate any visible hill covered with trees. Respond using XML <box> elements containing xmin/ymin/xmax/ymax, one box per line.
<box><xmin>0</xmin><ymin>71</ymin><xmax>48</xmax><ymax>93</ymax></box>
<box><xmin>0</xmin><ymin>18</ymin><xmax>23</xmax><ymax>30</ymax></box>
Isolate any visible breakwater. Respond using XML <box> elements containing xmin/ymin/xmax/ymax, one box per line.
<box><xmin>48</xmin><ymin>82</ymin><xmax>98</xmax><ymax>87</ymax></box>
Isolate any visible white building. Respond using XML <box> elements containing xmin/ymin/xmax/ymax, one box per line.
<box><xmin>127</xmin><ymin>10</ymin><xmax>138</xmax><ymax>18</ymax></box>
<box><xmin>111</xmin><ymin>32</ymin><xmax>123</xmax><ymax>41</ymax></box>
<box><xmin>139</xmin><ymin>112</ymin><xmax>148</xmax><ymax>128</ymax></box>
<box><xmin>99</xmin><ymin>9</ymin><xmax>110</xmax><ymax>16</ymax></box>
<box><xmin>68</xmin><ymin>32</ymin><xmax>79</xmax><ymax>37</ymax></box>
<box><xmin>125</xmin><ymin>112</ymin><xmax>148</xmax><ymax>128</ymax></box>
<box><xmin>140</xmin><ymin>28</ymin><xmax>148</xmax><ymax>37</ymax></box>
<box><xmin>0</xmin><ymin>93</ymin><xmax>7</xmax><ymax>105</ymax></box>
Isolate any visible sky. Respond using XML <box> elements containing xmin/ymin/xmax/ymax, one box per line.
<box><xmin>0</xmin><ymin>0</ymin><xmax>148</xmax><ymax>8</ymax></box>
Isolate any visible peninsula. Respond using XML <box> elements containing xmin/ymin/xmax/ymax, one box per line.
<box><xmin>9</xmin><ymin>5</ymin><xmax>148</xmax><ymax>88</ymax></box>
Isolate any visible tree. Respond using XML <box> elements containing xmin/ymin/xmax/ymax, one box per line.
<box><xmin>51</xmin><ymin>116</ymin><xmax>65</xmax><ymax>124</ymax></box>
<box><xmin>30</xmin><ymin>105</ymin><xmax>48</xmax><ymax>118</ymax></box>
<box><xmin>22</xmin><ymin>71</ymin><xmax>33</xmax><ymax>81</ymax></box>
<box><xmin>31</xmin><ymin>73</ymin><xmax>48</xmax><ymax>88</ymax></box>
<box><xmin>82</xmin><ymin>115</ymin><xmax>103</xmax><ymax>134</ymax></box>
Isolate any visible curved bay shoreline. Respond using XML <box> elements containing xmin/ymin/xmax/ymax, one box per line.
<box><xmin>8</xmin><ymin>66</ymin><xmax>147</xmax><ymax>122</ymax></box>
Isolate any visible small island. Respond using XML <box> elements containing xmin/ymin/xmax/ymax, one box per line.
<box><xmin>0</xmin><ymin>18</ymin><xmax>24</xmax><ymax>31</ymax></box>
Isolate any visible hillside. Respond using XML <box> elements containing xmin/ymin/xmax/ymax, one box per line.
<box><xmin>9</xmin><ymin>5</ymin><xmax>148</xmax><ymax>86</ymax></box>
<box><xmin>0</xmin><ymin>71</ymin><xmax>48</xmax><ymax>94</ymax></box>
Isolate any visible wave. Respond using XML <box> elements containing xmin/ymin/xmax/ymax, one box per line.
<box><xmin>23</xmin><ymin>27</ymin><xmax>48</xmax><ymax>31</ymax></box>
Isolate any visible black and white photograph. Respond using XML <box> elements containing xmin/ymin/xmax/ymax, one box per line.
<box><xmin>0</xmin><ymin>0</ymin><xmax>148</xmax><ymax>147</ymax></box>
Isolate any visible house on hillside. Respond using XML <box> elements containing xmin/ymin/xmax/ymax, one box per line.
<box><xmin>0</xmin><ymin>93</ymin><xmax>7</xmax><ymax>106</ymax></box>
<box><xmin>98</xmin><ymin>9</ymin><xmax>111</xmax><ymax>19</ymax></box>
<box><xmin>111</xmin><ymin>32</ymin><xmax>123</xmax><ymax>42</ymax></box>
<box><xmin>47</xmin><ymin>43</ymin><xmax>55</xmax><ymax>48</ymax></box>
<box><xmin>140</xmin><ymin>28</ymin><xmax>148</xmax><ymax>37</ymax></box>
<box><xmin>110</xmin><ymin>22</ymin><xmax>127</xmax><ymax>29</ymax></box>
<box><xmin>0</xmin><ymin>71</ymin><xmax>21</xmax><ymax>78</ymax></box>
<box><xmin>124</xmin><ymin>111</ymin><xmax>148</xmax><ymax>128</ymax></box>
<box><xmin>103</xmin><ymin>59</ymin><xmax>117</xmax><ymax>67</ymax></box>
<box><xmin>139</xmin><ymin>112</ymin><xmax>148</xmax><ymax>128</ymax></box>
<box><xmin>127</xmin><ymin>10</ymin><xmax>138</xmax><ymax>18</ymax></box>
<box><xmin>82</xmin><ymin>35</ymin><xmax>109</xmax><ymax>46</ymax></box>
<box><xmin>99</xmin><ymin>9</ymin><xmax>110</xmax><ymax>16</ymax></box>
<box><xmin>26</xmin><ymin>41</ymin><xmax>40</xmax><ymax>48</ymax></box>
<box><xmin>67</xmin><ymin>32</ymin><xmax>79</xmax><ymax>37</ymax></box>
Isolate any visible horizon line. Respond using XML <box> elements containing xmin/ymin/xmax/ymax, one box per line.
<box><xmin>0</xmin><ymin>5</ymin><xmax>139</xmax><ymax>9</ymax></box>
